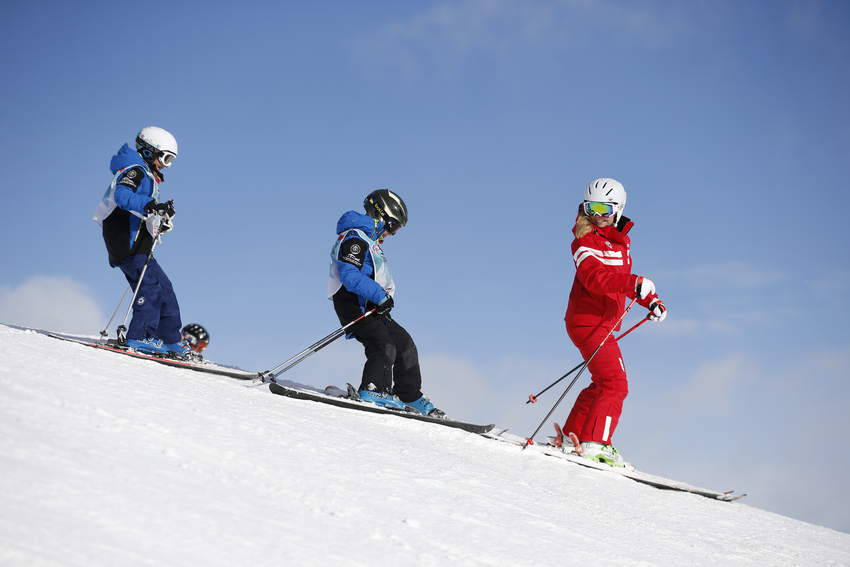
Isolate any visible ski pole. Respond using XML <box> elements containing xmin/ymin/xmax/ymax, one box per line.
<box><xmin>259</xmin><ymin>308</ymin><xmax>377</xmax><ymax>384</ymax></box>
<box><xmin>100</xmin><ymin>285</ymin><xmax>132</xmax><ymax>340</ymax></box>
<box><xmin>522</xmin><ymin>297</ymin><xmax>639</xmax><ymax>449</ymax></box>
<box><xmin>526</xmin><ymin>315</ymin><xmax>651</xmax><ymax>404</ymax></box>
<box><xmin>116</xmin><ymin>212</ymin><xmax>168</xmax><ymax>344</ymax></box>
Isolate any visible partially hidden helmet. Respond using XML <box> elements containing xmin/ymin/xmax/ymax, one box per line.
<box><xmin>136</xmin><ymin>127</ymin><xmax>178</xmax><ymax>168</ymax></box>
<box><xmin>182</xmin><ymin>324</ymin><xmax>209</xmax><ymax>353</ymax></box>
<box><xmin>364</xmin><ymin>189</ymin><xmax>408</xmax><ymax>229</ymax></box>
<box><xmin>584</xmin><ymin>178</ymin><xmax>627</xmax><ymax>224</ymax></box>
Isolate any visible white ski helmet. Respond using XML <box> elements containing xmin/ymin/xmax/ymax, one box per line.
<box><xmin>584</xmin><ymin>178</ymin><xmax>627</xmax><ymax>223</ymax></box>
<box><xmin>136</xmin><ymin>126</ymin><xmax>178</xmax><ymax>168</ymax></box>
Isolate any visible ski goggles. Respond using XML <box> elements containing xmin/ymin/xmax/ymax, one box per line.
<box><xmin>384</xmin><ymin>219</ymin><xmax>402</xmax><ymax>235</ymax></box>
<box><xmin>159</xmin><ymin>152</ymin><xmax>176</xmax><ymax>168</ymax></box>
<box><xmin>183</xmin><ymin>333</ymin><xmax>209</xmax><ymax>353</ymax></box>
<box><xmin>583</xmin><ymin>201</ymin><xmax>618</xmax><ymax>218</ymax></box>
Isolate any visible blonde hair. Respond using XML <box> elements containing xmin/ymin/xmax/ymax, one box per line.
<box><xmin>575</xmin><ymin>205</ymin><xmax>594</xmax><ymax>239</ymax></box>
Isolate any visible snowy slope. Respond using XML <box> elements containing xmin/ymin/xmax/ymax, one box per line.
<box><xmin>1</xmin><ymin>323</ymin><xmax>848</xmax><ymax>567</ymax></box>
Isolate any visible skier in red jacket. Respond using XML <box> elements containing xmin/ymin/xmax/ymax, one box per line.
<box><xmin>562</xmin><ymin>178</ymin><xmax>666</xmax><ymax>469</ymax></box>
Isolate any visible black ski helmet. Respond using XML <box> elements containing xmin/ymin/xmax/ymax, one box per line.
<box><xmin>364</xmin><ymin>189</ymin><xmax>408</xmax><ymax>229</ymax></box>
<box><xmin>182</xmin><ymin>324</ymin><xmax>210</xmax><ymax>353</ymax></box>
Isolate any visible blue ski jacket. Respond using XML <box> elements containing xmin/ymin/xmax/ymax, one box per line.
<box><xmin>330</xmin><ymin>211</ymin><xmax>390</xmax><ymax>305</ymax></box>
<box><xmin>97</xmin><ymin>144</ymin><xmax>160</xmax><ymax>266</ymax></box>
<box><xmin>328</xmin><ymin>211</ymin><xmax>397</xmax><ymax>328</ymax></box>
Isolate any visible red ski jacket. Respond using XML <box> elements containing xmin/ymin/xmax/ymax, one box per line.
<box><xmin>564</xmin><ymin>216</ymin><xmax>656</xmax><ymax>331</ymax></box>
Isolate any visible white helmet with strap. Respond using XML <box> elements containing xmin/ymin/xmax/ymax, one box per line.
<box><xmin>136</xmin><ymin>127</ymin><xmax>178</xmax><ymax>168</ymax></box>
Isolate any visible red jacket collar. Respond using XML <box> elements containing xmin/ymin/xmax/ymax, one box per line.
<box><xmin>592</xmin><ymin>216</ymin><xmax>633</xmax><ymax>243</ymax></box>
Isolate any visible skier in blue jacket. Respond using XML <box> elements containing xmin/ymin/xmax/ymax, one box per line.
<box><xmin>93</xmin><ymin>127</ymin><xmax>190</xmax><ymax>357</ymax></box>
<box><xmin>328</xmin><ymin>189</ymin><xmax>444</xmax><ymax>417</ymax></box>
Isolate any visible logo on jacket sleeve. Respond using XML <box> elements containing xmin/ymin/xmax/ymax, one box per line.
<box><xmin>339</xmin><ymin>238</ymin><xmax>367</xmax><ymax>269</ymax></box>
<box><xmin>117</xmin><ymin>168</ymin><xmax>141</xmax><ymax>189</ymax></box>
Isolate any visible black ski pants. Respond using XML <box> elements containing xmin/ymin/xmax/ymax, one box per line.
<box><xmin>352</xmin><ymin>318</ymin><xmax>423</xmax><ymax>403</ymax></box>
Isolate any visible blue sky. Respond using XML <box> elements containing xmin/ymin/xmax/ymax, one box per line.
<box><xmin>1</xmin><ymin>1</ymin><xmax>848</xmax><ymax>533</ymax></box>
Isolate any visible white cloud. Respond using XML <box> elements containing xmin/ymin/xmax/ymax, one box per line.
<box><xmin>420</xmin><ymin>351</ymin><xmax>577</xmax><ymax>433</ymax></box>
<box><xmin>651</xmin><ymin>262</ymin><xmax>849</xmax><ymax>336</ymax></box>
<box><xmin>666</xmin><ymin>261</ymin><xmax>789</xmax><ymax>291</ymax></box>
<box><xmin>771</xmin><ymin>343</ymin><xmax>850</xmax><ymax>412</ymax></box>
<box><xmin>786</xmin><ymin>0</ymin><xmax>850</xmax><ymax>67</ymax></box>
<box><xmin>0</xmin><ymin>276</ymin><xmax>104</xmax><ymax>335</ymax></box>
<box><xmin>350</xmin><ymin>0</ymin><xmax>691</xmax><ymax>77</ymax></box>
<box><xmin>815</xmin><ymin>346</ymin><xmax>850</xmax><ymax>375</ymax></box>
<box><xmin>646</xmin><ymin>316</ymin><xmax>739</xmax><ymax>336</ymax></box>
<box><xmin>703</xmin><ymin>319</ymin><xmax>740</xmax><ymax>335</ymax></box>
<box><xmin>670</xmin><ymin>352</ymin><xmax>758</xmax><ymax>415</ymax></box>
<box><xmin>808</xmin><ymin>268</ymin><xmax>850</xmax><ymax>295</ymax></box>
<box><xmin>420</xmin><ymin>352</ymin><xmax>495</xmax><ymax>411</ymax></box>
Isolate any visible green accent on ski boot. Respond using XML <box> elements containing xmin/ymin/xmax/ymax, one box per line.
<box><xmin>581</xmin><ymin>442</ymin><xmax>628</xmax><ymax>468</ymax></box>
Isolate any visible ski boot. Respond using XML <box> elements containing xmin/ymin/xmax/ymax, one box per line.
<box><xmin>358</xmin><ymin>384</ymin><xmax>405</xmax><ymax>410</ymax></box>
<box><xmin>125</xmin><ymin>336</ymin><xmax>169</xmax><ymax>355</ymax></box>
<box><xmin>165</xmin><ymin>339</ymin><xmax>195</xmax><ymax>360</ymax></box>
<box><xmin>403</xmin><ymin>396</ymin><xmax>446</xmax><ymax>418</ymax></box>
<box><xmin>580</xmin><ymin>442</ymin><xmax>635</xmax><ymax>471</ymax></box>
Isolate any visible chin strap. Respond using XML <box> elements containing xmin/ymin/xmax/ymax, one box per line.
<box><xmin>370</xmin><ymin>218</ymin><xmax>386</xmax><ymax>243</ymax></box>
<box><xmin>138</xmin><ymin>151</ymin><xmax>164</xmax><ymax>182</ymax></box>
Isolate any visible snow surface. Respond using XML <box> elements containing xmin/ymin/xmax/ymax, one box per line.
<box><xmin>1</xmin><ymin>323</ymin><xmax>848</xmax><ymax>567</ymax></box>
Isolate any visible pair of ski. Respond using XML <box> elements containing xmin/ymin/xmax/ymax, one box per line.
<box><xmin>482</xmin><ymin>425</ymin><xmax>745</xmax><ymax>502</ymax></box>
<box><xmin>47</xmin><ymin>333</ymin><xmax>259</xmax><ymax>380</ymax></box>
<box><xmin>267</xmin><ymin>381</ymin><xmax>496</xmax><ymax>434</ymax></box>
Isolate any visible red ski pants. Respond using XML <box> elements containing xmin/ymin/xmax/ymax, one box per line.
<box><xmin>562</xmin><ymin>324</ymin><xmax>628</xmax><ymax>445</ymax></box>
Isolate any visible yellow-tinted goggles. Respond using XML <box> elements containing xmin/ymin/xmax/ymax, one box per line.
<box><xmin>583</xmin><ymin>201</ymin><xmax>617</xmax><ymax>218</ymax></box>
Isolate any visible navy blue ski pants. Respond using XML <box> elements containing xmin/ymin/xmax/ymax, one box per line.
<box><xmin>115</xmin><ymin>254</ymin><xmax>183</xmax><ymax>344</ymax></box>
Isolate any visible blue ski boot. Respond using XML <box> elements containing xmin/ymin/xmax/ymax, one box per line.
<box><xmin>125</xmin><ymin>337</ymin><xmax>168</xmax><ymax>355</ymax></box>
<box><xmin>359</xmin><ymin>384</ymin><xmax>405</xmax><ymax>410</ymax></box>
<box><xmin>404</xmin><ymin>396</ymin><xmax>446</xmax><ymax>418</ymax></box>
<box><xmin>165</xmin><ymin>339</ymin><xmax>192</xmax><ymax>359</ymax></box>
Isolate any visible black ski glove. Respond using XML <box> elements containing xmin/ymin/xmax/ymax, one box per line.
<box><xmin>366</xmin><ymin>295</ymin><xmax>394</xmax><ymax>316</ymax></box>
<box><xmin>377</xmin><ymin>296</ymin><xmax>394</xmax><ymax>315</ymax></box>
<box><xmin>145</xmin><ymin>200</ymin><xmax>175</xmax><ymax>217</ymax></box>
